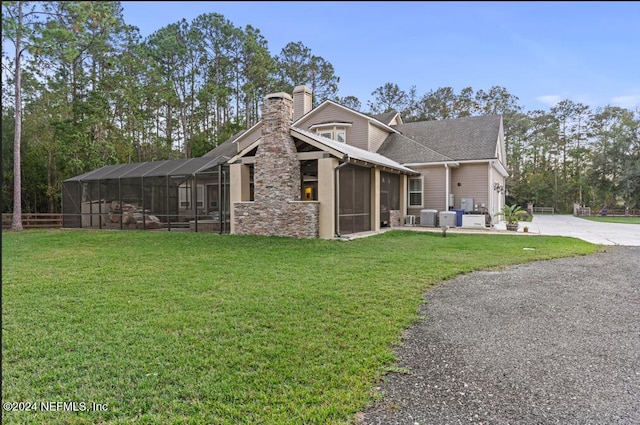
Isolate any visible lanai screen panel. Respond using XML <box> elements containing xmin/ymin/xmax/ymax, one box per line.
<box><xmin>61</xmin><ymin>157</ymin><xmax>231</xmax><ymax>232</ymax></box>
<box><xmin>339</xmin><ymin>164</ymin><xmax>371</xmax><ymax>235</ymax></box>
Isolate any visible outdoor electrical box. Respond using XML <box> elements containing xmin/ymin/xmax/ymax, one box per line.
<box><xmin>461</xmin><ymin>197</ymin><xmax>474</xmax><ymax>212</ymax></box>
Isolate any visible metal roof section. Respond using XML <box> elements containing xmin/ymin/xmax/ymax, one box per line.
<box><xmin>291</xmin><ymin>127</ymin><xmax>419</xmax><ymax>175</ymax></box>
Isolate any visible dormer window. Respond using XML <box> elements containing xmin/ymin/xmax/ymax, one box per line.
<box><xmin>309</xmin><ymin>122</ymin><xmax>352</xmax><ymax>143</ymax></box>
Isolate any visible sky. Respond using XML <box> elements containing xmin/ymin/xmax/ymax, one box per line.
<box><xmin>120</xmin><ymin>1</ymin><xmax>640</xmax><ymax>112</ymax></box>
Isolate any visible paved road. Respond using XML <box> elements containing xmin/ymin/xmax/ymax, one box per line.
<box><xmin>360</xmin><ymin>246</ymin><xmax>640</xmax><ymax>424</ymax></box>
<box><xmin>515</xmin><ymin>215</ymin><xmax>640</xmax><ymax>246</ymax></box>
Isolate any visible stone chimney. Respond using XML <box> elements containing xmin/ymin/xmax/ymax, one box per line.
<box><xmin>254</xmin><ymin>92</ymin><xmax>301</xmax><ymax>203</ymax></box>
<box><xmin>232</xmin><ymin>91</ymin><xmax>320</xmax><ymax>238</ymax></box>
<box><xmin>293</xmin><ymin>85</ymin><xmax>312</xmax><ymax>122</ymax></box>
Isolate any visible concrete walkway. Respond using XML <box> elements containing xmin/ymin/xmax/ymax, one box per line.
<box><xmin>346</xmin><ymin>214</ymin><xmax>640</xmax><ymax>246</ymax></box>
<box><xmin>525</xmin><ymin>214</ymin><xmax>640</xmax><ymax>246</ymax></box>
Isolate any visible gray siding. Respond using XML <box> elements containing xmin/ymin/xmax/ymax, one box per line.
<box><xmin>296</xmin><ymin>105</ymin><xmax>370</xmax><ymax>151</ymax></box>
<box><xmin>407</xmin><ymin>165</ymin><xmax>446</xmax><ymax>218</ymax></box>
<box><xmin>369</xmin><ymin>124</ymin><xmax>389</xmax><ymax>152</ymax></box>
<box><xmin>451</xmin><ymin>163</ymin><xmax>488</xmax><ymax>210</ymax></box>
<box><xmin>237</xmin><ymin>125</ymin><xmax>262</xmax><ymax>152</ymax></box>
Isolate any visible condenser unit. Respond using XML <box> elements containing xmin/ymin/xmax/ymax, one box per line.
<box><xmin>420</xmin><ymin>209</ymin><xmax>438</xmax><ymax>227</ymax></box>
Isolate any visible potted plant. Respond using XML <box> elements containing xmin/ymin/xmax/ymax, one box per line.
<box><xmin>496</xmin><ymin>204</ymin><xmax>528</xmax><ymax>231</ymax></box>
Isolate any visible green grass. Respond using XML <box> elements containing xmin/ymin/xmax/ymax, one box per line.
<box><xmin>579</xmin><ymin>216</ymin><xmax>640</xmax><ymax>224</ymax></box>
<box><xmin>2</xmin><ymin>229</ymin><xmax>600</xmax><ymax>424</ymax></box>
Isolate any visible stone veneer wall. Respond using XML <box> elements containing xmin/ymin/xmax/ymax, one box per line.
<box><xmin>389</xmin><ymin>210</ymin><xmax>403</xmax><ymax>228</ymax></box>
<box><xmin>235</xmin><ymin>201</ymin><xmax>319</xmax><ymax>238</ymax></box>
<box><xmin>233</xmin><ymin>92</ymin><xmax>320</xmax><ymax>238</ymax></box>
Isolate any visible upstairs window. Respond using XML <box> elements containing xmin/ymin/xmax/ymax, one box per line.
<box><xmin>310</xmin><ymin>122</ymin><xmax>352</xmax><ymax>143</ymax></box>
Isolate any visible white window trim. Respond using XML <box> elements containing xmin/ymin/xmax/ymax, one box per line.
<box><xmin>179</xmin><ymin>183</ymin><xmax>205</xmax><ymax>209</ymax></box>
<box><xmin>408</xmin><ymin>177</ymin><xmax>423</xmax><ymax>207</ymax></box>
<box><xmin>310</xmin><ymin>123</ymin><xmax>352</xmax><ymax>143</ymax></box>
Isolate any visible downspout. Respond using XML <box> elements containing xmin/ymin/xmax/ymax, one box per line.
<box><xmin>445</xmin><ymin>164</ymin><xmax>450</xmax><ymax>210</ymax></box>
<box><xmin>334</xmin><ymin>156</ymin><xmax>350</xmax><ymax>238</ymax></box>
<box><xmin>488</xmin><ymin>161</ymin><xmax>493</xmax><ymax>216</ymax></box>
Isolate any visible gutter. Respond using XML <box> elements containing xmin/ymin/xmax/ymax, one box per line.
<box><xmin>334</xmin><ymin>156</ymin><xmax>350</xmax><ymax>238</ymax></box>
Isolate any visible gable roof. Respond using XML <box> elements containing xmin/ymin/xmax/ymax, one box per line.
<box><xmin>293</xmin><ymin>99</ymin><xmax>399</xmax><ymax>134</ymax></box>
<box><xmin>291</xmin><ymin>127</ymin><xmax>418</xmax><ymax>175</ymax></box>
<box><xmin>370</xmin><ymin>111</ymin><xmax>402</xmax><ymax>126</ymax></box>
<box><xmin>390</xmin><ymin>115</ymin><xmax>502</xmax><ymax>162</ymax></box>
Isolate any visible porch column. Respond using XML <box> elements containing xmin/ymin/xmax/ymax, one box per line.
<box><xmin>488</xmin><ymin>162</ymin><xmax>494</xmax><ymax>216</ymax></box>
<box><xmin>229</xmin><ymin>162</ymin><xmax>251</xmax><ymax>234</ymax></box>
<box><xmin>317</xmin><ymin>155</ymin><xmax>337</xmax><ymax>239</ymax></box>
<box><xmin>371</xmin><ymin>168</ymin><xmax>380</xmax><ymax>232</ymax></box>
<box><xmin>400</xmin><ymin>175</ymin><xmax>408</xmax><ymax>217</ymax></box>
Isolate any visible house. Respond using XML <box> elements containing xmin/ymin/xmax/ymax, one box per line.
<box><xmin>62</xmin><ymin>85</ymin><xmax>506</xmax><ymax>238</ymax></box>
<box><xmin>203</xmin><ymin>85</ymin><xmax>507</xmax><ymax>238</ymax></box>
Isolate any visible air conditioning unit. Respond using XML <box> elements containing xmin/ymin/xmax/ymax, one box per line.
<box><xmin>420</xmin><ymin>209</ymin><xmax>438</xmax><ymax>227</ymax></box>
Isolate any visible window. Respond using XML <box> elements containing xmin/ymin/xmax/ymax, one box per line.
<box><xmin>178</xmin><ymin>183</ymin><xmax>204</xmax><ymax>208</ymax></box>
<box><xmin>310</xmin><ymin>122</ymin><xmax>352</xmax><ymax>143</ymax></box>
<box><xmin>179</xmin><ymin>184</ymin><xmax>190</xmax><ymax>208</ymax></box>
<box><xmin>408</xmin><ymin>177</ymin><xmax>423</xmax><ymax>207</ymax></box>
<box><xmin>196</xmin><ymin>186</ymin><xmax>204</xmax><ymax>208</ymax></box>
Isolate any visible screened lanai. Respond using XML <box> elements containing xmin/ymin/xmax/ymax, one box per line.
<box><xmin>62</xmin><ymin>156</ymin><xmax>230</xmax><ymax>232</ymax></box>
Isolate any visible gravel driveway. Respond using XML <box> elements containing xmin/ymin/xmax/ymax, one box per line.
<box><xmin>360</xmin><ymin>246</ymin><xmax>640</xmax><ymax>424</ymax></box>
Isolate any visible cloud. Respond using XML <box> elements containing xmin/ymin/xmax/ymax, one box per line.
<box><xmin>610</xmin><ymin>95</ymin><xmax>640</xmax><ymax>109</ymax></box>
<box><xmin>535</xmin><ymin>95</ymin><xmax>562</xmax><ymax>107</ymax></box>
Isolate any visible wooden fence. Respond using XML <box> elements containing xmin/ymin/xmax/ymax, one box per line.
<box><xmin>2</xmin><ymin>213</ymin><xmax>62</xmax><ymax>229</ymax></box>
<box><xmin>593</xmin><ymin>208</ymin><xmax>639</xmax><ymax>217</ymax></box>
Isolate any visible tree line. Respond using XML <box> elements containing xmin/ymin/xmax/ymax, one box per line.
<box><xmin>3</xmin><ymin>1</ymin><xmax>639</xmax><ymax>223</ymax></box>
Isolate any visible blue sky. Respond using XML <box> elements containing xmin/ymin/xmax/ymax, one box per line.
<box><xmin>120</xmin><ymin>1</ymin><xmax>640</xmax><ymax>112</ymax></box>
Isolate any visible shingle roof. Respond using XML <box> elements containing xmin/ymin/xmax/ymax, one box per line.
<box><xmin>388</xmin><ymin>115</ymin><xmax>502</xmax><ymax>163</ymax></box>
<box><xmin>202</xmin><ymin>134</ymin><xmax>241</xmax><ymax>158</ymax></box>
<box><xmin>370</xmin><ymin>111</ymin><xmax>399</xmax><ymax>125</ymax></box>
<box><xmin>377</xmin><ymin>132</ymin><xmax>453</xmax><ymax>164</ymax></box>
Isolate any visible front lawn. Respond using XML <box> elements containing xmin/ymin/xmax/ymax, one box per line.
<box><xmin>2</xmin><ymin>229</ymin><xmax>599</xmax><ymax>424</ymax></box>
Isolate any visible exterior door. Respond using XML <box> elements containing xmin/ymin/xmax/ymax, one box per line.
<box><xmin>338</xmin><ymin>164</ymin><xmax>371</xmax><ymax>235</ymax></box>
